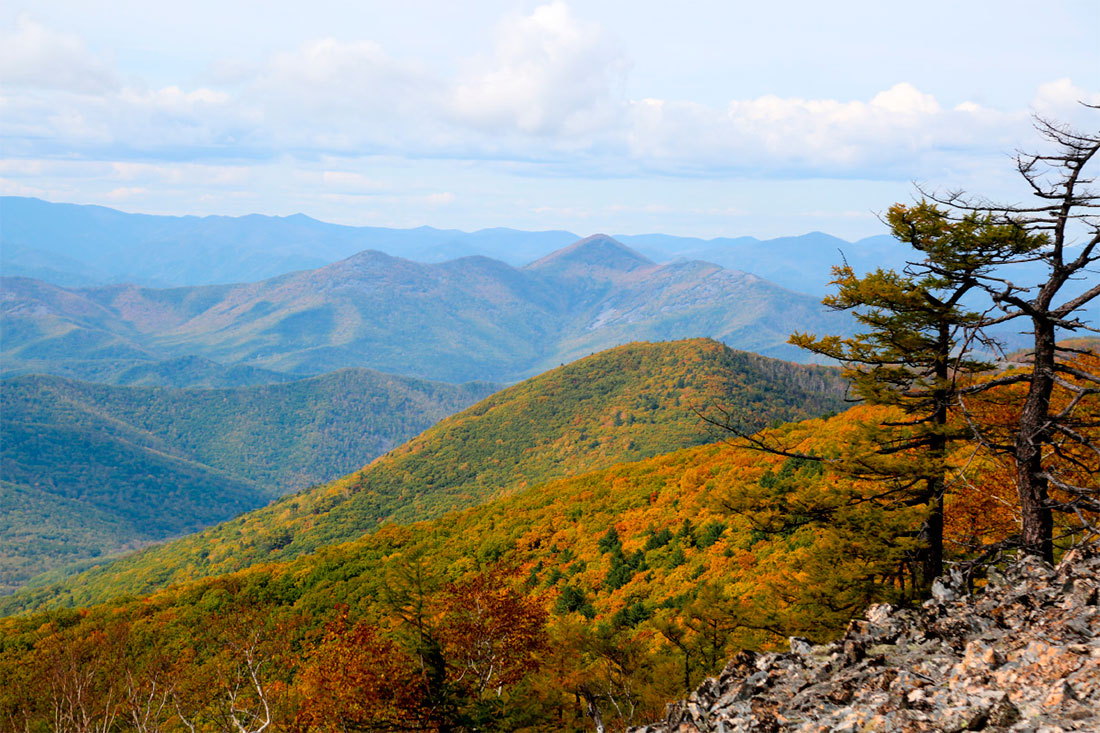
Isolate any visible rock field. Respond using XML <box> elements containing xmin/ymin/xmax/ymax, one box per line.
<box><xmin>633</xmin><ymin>545</ymin><xmax>1100</xmax><ymax>732</ymax></box>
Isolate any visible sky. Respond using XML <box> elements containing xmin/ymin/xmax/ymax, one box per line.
<box><xmin>1</xmin><ymin>0</ymin><xmax>1098</xmax><ymax>240</ymax></box>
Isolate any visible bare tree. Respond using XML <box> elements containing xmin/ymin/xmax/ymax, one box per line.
<box><xmin>124</xmin><ymin>669</ymin><xmax>173</xmax><ymax>733</ymax></box>
<box><xmin>38</xmin><ymin>624</ymin><xmax>125</xmax><ymax>733</ymax></box>
<box><xmin>220</xmin><ymin>634</ymin><xmax>272</xmax><ymax>733</ymax></box>
<box><xmin>170</xmin><ymin>604</ymin><xmax>287</xmax><ymax>733</ymax></box>
<box><xmin>928</xmin><ymin>110</ymin><xmax>1100</xmax><ymax>561</ymax></box>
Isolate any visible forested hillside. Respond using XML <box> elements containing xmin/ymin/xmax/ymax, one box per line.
<box><xmin>1</xmin><ymin>346</ymin><xmax>1095</xmax><ymax>730</ymax></box>
<box><xmin>3</xmin><ymin>339</ymin><xmax>846</xmax><ymax>611</ymax></box>
<box><xmin>0</xmin><ymin>370</ymin><xmax>495</xmax><ymax>593</ymax></box>
<box><xmin>0</xmin><ymin>395</ymin><xmax>1072</xmax><ymax>730</ymax></box>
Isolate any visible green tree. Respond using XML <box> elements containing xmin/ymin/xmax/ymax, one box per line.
<box><xmin>789</xmin><ymin>201</ymin><xmax>1039</xmax><ymax>586</ymax></box>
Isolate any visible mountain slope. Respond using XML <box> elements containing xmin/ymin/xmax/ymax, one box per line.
<box><xmin>146</xmin><ymin>250</ymin><xmax>567</xmax><ymax>380</ymax></box>
<box><xmin>526</xmin><ymin>233</ymin><xmax>655</xmax><ymax>276</ymax></box>
<box><xmin>3</xmin><ymin>339</ymin><xmax>846</xmax><ymax>610</ymax></box>
<box><xmin>2</xmin><ymin>235</ymin><xmax>855</xmax><ymax>383</ymax></box>
<box><xmin>0</xmin><ymin>431</ymin><xmax>264</xmax><ymax>595</ymax></box>
<box><xmin>0</xmin><ymin>404</ymin><xmax>947</xmax><ymax>729</ymax></box>
<box><xmin>543</xmin><ymin>258</ymin><xmax>839</xmax><ymax>368</ymax></box>
<box><xmin>0</xmin><ymin>370</ymin><xmax>496</xmax><ymax>592</ymax></box>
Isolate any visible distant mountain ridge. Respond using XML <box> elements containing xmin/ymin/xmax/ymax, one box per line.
<box><xmin>1</xmin><ymin>196</ymin><xmax>898</xmax><ymax>294</ymax></box>
<box><xmin>7</xmin><ymin>197</ymin><xmax>1091</xmax><ymax>329</ymax></box>
<box><xmin>615</xmin><ymin>230</ymin><xmax>906</xmax><ymax>295</ymax></box>
<box><xmin>0</xmin><ymin>196</ymin><xmax>580</xmax><ymax>288</ymax></box>
<box><xmin>1</xmin><ymin>233</ymin><xmax>856</xmax><ymax>383</ymax></box>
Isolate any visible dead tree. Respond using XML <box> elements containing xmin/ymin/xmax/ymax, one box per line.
<box><xmin>928</xmin><ymin>110</ymin><xmax>1100</xmax><ymax>562</ymax></box>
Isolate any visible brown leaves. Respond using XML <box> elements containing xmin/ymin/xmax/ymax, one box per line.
<box><xmin>294</xmin><ymin>572</ymin><xmax>548</xmax><ymax>731</ymax></box>
<box><xmin>437</xmin><ymin>574</ymin><xmax>549</xmax><ymax>698</ymax></box>
<box><xmin>295</xmin><ymin>615</ymin><xmax>423</xmax><ymax>731</ymax></box>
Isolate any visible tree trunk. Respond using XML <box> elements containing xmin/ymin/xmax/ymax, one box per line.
<box><xmin>917</xmin><ymin>325</ymin><xmax>950</xmax><ymax>585</ymax></box>
<box><xmin>1016</xmin><ymin>319</ymin><xmax>1056</xmax><ymax>563</ymax></box>
<box><xmin>919</xmin><ymin>489</ymin><xmax>944</xmax><ymax>584</ymax></box>
<box><xmin>582</xmin><ymin>690</ymin><xmax>605</xmax><ymax>733</ymax></box>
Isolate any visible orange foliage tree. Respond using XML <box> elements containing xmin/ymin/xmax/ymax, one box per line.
<box><xmin>295</xmin><ymin>611</ymin><xmax>425</xmax><ymax>731</ymax></box>
<box><xmin>294</xmin><ymin>570</ymin><xmax>548</xmax><ymax>731</ymax></box>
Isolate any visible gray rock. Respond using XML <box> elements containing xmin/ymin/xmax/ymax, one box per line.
<box><xmin>932</xmin><ymin>578</ymin><xmax>957</xmax><ymax>603</ymax></box>
<box><xmin>630</xmin><ymin>545</ymin><xmax>1100</xmax><ymax>732</ymax></box>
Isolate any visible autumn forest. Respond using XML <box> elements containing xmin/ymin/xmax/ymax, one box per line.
<box><xmin>1</xmin><ymin>106</ymin><xmax>1099</xmax><ymax>732</ymax></box>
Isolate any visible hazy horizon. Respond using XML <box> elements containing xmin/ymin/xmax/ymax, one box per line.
<box><xmin>2</xmin><ymin>1</ymin><xmax>1097</xmax><ymax>241</ymax></box>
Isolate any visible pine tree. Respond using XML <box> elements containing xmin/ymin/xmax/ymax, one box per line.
<box><xmin>788</xmin><ymin>202</ymin><xmax>1040</xmax><ymax>587</ymax></box>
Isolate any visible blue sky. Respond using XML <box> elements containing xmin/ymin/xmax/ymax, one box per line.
<box><xmin>1</xmin><ymin>0</ymin><xmax>1097</xmax><ymax>239</ymax></box>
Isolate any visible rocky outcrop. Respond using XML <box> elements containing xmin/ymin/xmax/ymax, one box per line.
<box><xmin>633</xmin><ymin>546</ymin><xmax>1100</xmax><ymax>732</ymax></box>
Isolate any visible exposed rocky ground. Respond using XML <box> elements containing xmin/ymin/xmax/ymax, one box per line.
<box><xmin>633</xmin><ymin>546</ymin><xmax>1100</xmax><ymax>732</ymax></box>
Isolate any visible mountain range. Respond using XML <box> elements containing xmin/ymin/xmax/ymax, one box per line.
<box><xmin>1</xmin><ymin>234</ymin><xmax>857</xmax><ymax>384</ymax></box>
<box><xmin>4</xmin><ymin>339</ymin><xmax>846</xmax><ymax>610</ymax></box>
<box><xmin>1</xmin><ymin>196</ymin><xmax>900</xmax><ymax>294</ymax></box>
<box><xmin>1</xmin><ymin>196</ymin><xmax>1094</xmax><ymax>728</ymax></box>
<box><xmin>0</xmin><ymin>369</ymin><xmax>494</xmax><ymax>594</ymax></box>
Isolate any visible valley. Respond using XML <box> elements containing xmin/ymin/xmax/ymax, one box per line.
<box><xmin>2</xmin><ymin>339</ymin><xmax>846</xmax><ymax>611</ymax></box>
<box><xmin>0</xmin><ymin>369</ymin><xmax>495</xmax><ymax>593</ymax></box>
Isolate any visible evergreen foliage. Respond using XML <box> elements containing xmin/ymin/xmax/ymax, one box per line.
<box><xmin>776</xmin><ymin>202</ymin><xmax>1039</xmax><ymax>588</ymax></box>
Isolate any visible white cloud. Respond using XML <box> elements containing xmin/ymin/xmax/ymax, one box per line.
<box><xmin>243</xmin><ymin>37</ymin><xmax>446</xmax><ymax>154</ymax></box>
<box><xmin>318</xmin><ymin>190</ymin><xmax>455</xmax><ymax>209</ymax></box>
<box><xmin>109</xmin><ymin>162</ymin><xmax>252</xmax><ymax>186</ymax></box>
<box><xmin>622</xmin><ymin>83</ymin><xmax>1023</xmax><ymax>175</ymax></box>
<box><xmin>0</xmin><ymin>15</ymin><xmax>116</xmax><ymax>93</ymax></box>
<box><xmin>1032</xmin><ymin>78</ymin><xmax>1100</xmax><ymax>126</ymax></box>
<box><xmin>870</xmin><ymin>83</ymin><xmax>941</xmax><ymax>115</ymax></box>
<box><xmin>261</xmin><ymin>38</ymin><xmax>435</xmax><ymax>111</ymax></box>
<box><xmin>423</xmin><ymin>191</ymin><xmax>455</xmax><ymax>206</ymax></box>
<box><xmin>103</xmin><ymin>186</ymin><xmax>148</xmax><ymax>200</ymax></box>
<box><xmin>1</xmin><ymin>10</ymin><xmax>1093</xmax><ymax>188</ymax></box>
<box><xmin>450</xmin><ymin>1</ymin><xmax>627</xmax><ymax>137</ymax></box>
<box><xmin>320</xmin><ymin>171</ymin><xmax>386</xmax><ymax>192</ymax></box>
<box><xmin>606</xmin><ymin>202</ymin><xmax>747</xmax><ymax>217</ymax></box>
<box><xmin>119</xmin><ymin>86</ymin><xmax>230</xmax><ymax>108</ymax></box>
<box><xmin>0</xmin><ymin>158</ymin><xmax>114</xmax><ymax>178</ymax></box>
<box><xmin>0</xmin><ymin>178</ymin><xmax>48</xmax><ymax>196</ymax></box>
<box><xmin>1</xmin><ymin>77</ymin><xmax>251</xmax><ymax>155</ymax></box>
